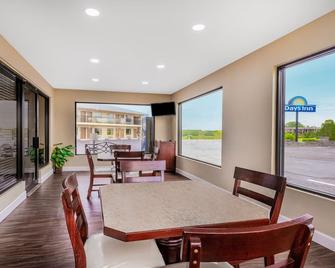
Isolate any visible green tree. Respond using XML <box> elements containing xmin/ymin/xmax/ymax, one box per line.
<box><xmin>320</xmin><ymin>119</ymin><xmax>335</xmax><ymax>140</ymax></box>
<box><xmin>285</xmin><ymin>121</ymin><xmax>304</xmax><ymax>128</ymax></box>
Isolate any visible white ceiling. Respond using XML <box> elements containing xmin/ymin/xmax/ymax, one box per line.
<box><xmin>0</xmin><ymin>1</ymin><xmax>334</xmax><ymax>94</ymax></box>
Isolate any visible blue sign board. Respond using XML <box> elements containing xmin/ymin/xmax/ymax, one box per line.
<box><xmin>285</xmin><ymin>105</ymin><xmax>316</xmax><ymax>112</ymax></box>
<box><xmin>285</xmin><ymin>96</ymin><xmax>316</xmax><ymax>113</ymax></box>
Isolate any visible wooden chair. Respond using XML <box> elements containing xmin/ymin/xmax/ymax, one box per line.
<box><xmin>162</xmin><ymin>214</ymin><xmax>314</xmax><ymax>268</ymax></box>
<box><xmin>114</xmin><ymin>150</ymin><xmax>144</xmax><ymax>182</ymax></box>
<box><xmin>85</xmin><ymin>148</ymin><xmax>113</xmax><ymax>199</ymax></box>
<box><xmin>61</xmin><ymin>173</ymin><xmax>165</xmax><ymax>268</ymax></box>
<box><xmin>120</xmin><ymin>160</ymin><xmax>166</xmax><ymax>183</ymax></box>
<box><xmin>233</xmin><ymin>167</ymin><xmax>287</xmax><ymax>224</ymax></box>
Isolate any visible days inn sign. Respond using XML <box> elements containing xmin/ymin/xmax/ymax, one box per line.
<box><xmin>285</xmin><ymin>96</ymin><xmax>316</xmax><ymax>113</ymax></box>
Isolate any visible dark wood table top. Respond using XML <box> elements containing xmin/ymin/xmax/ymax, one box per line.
<box><xmin>99</xmin><ymin>180</ymin><xmax>269</xmax><ymax>241</ymax></box>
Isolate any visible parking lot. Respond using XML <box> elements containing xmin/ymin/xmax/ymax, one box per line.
<box><xmin>285</xmin><ymin>144</ymin><xmax>335</xmax><ymax>196</ymax></box>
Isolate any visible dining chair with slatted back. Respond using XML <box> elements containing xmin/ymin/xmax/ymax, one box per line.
<box><xmin>233</xmin><ymin>167</ymin><xmax>287</xmax><ymax>224</ymax></box>
<box><xmin>162</xmin><ymin>214</ymin><xmax>313</xmax><ymax>268</ymax></box>
<box><xmin>120</xmin><ymin>160</ymin><xmax>166</xmax><ymax>183</ymax></box>
<box><xmin>61</xmin><ymin>173</ymin><xmax>165</xmax><ymax>268</ymax></box>
<box><xmin>85</xmin><ymin>148</ymin><xmax>113</xmax><ymax>199</ymax></box>
<box><xmin>114</xmin><ymin>150</ymin><xmax>144</xmax><ymax>181</ymax></box>
<box><xmin>62</xmin><ymin>173</ymin><xmax>89</xmax><ymax>268</ymax></box>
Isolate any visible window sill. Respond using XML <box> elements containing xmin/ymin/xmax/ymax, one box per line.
<box><xmin>177</xmin><ymin>155</ymin><xmax>222</xmax><ymax>169</ymax></box>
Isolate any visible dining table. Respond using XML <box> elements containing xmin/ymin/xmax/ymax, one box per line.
<box><xmin>99</xmin><ymin>180</ymin><xmax>269</xmax><ymax>264</ymax></box>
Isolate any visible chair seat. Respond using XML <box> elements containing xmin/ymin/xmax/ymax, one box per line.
<box><xmin>161</xmin><ymin>262</ymin><xmax>233</xmax><ymax>268</ymax></box>
<box><xmin>85</xmin><ymin>233</ymin><xmax>165</xmax><ymax>268</ymax></box>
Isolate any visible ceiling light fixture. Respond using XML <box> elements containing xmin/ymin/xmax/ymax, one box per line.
<box><xmin>142</xmin><ymin>81</ymin><xmax>149</xmax><ymax>85</ymax></box>
<box><xmin>91</xmin><ymin>78</ymin><xmax>99</xmax><ymax>82</ymax></box>
<box><xmin>85</xmin><ymin>8</ymin><xmax>100</xmax><ymax>17</ymax></box>
<box><xmin>192</xmin><ymin>24</ymin><xmax>206</xmax><ymax>31</ymax></box>
<box><xmin>156</xmin><ymin>64</ymin><xmax>165</xmax><ymax>69</ymax></box>
<box><xmin>90</xmin><ymin>58</ymin><xmax>100</xmax><ymax>64</ymax></box>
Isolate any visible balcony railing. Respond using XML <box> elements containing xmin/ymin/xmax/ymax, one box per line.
<box><xmin>78</xmin><ymin>116</ymin><xmax>142</xmax><ymax>125</ymax></box>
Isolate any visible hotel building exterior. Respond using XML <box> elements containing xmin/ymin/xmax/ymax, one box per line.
<box><xmin>76</xmin><ymin>105</ymin><xmax>144</xmax><ymax>141</ymax></box>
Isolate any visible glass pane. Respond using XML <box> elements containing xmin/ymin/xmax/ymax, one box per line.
<box><xmin>76</xmin><ymin>103</ymin><xmax>152</xmax><ymax>154</ymax></box>
<box><xmin>180</xmin><ymin>90</ymin><xmax>223</xmax><ymax>166</ymax></box>
<box><xmin>38</xmin><ymin>95</ymin><xmax>47</xmax><ymax>166</ymax></box>
<box><xmin>284</xmin><ymin>51</ymin><xmax>335</xmax><ymax>197</ymax></box>
<box><xmin>0</xmin><ymin>71</ymin><xmax>17</xmax><ymax>193</ymax></box>
<box><xmin>23</xmin><ymin>86</ymin><xmax>37</xmax><ymax>190</ymax></box>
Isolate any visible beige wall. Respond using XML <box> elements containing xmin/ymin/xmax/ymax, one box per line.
<box><xmin>172</xmin><ymin>11</ymin><xmax>335</xmax><ymax>237</ymax></box>
<box><xmin>54</xmin><ymin>89</ymin><xmax>172</xmax><ymax>167</ymax></box>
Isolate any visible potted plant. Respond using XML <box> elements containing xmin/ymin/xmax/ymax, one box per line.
<box><xmin>51</xmin><ymin>143</ymin><xmax>74</xmax><ymax>174</ymax></box>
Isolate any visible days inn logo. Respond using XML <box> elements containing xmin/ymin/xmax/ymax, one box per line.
<box><xmin>285</xmin><ymin>96</ymin><xmax>316</xmax><ymax>113</ymax></box>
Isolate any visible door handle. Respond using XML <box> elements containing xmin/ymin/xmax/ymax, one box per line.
<box><xmin>33</xmin><ymin>137</ymin><xmax>39</xmax><ymax>148</ymax></box>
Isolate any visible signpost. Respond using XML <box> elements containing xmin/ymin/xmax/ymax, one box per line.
<box><xmin>285</xmin><ymin>96</ymin><xmax>316</xmax><ymax>142</ymax></box>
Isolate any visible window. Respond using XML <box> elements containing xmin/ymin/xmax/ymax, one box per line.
<box><xmin>277</xmin><ymin>47</ymin><xmax>335</xmax><ymax>198</ymax></box>
<box><xmin>75</xmin><ymin>102</ymin><xmax>153</xmax><ymax>154</ymax></box>
<box><xmin>107</xmin><ymin>128</ymin><xmax>113</xmax><ymax>136</ymax></box>
<box><xmin>0</xmin><ymin>65</ymin><xmax>17</xmax><ymax>193</ymax></box>
<box><xmin>178</xmin><ymin>88</ymin><xmax>223</xmax><ymax>166</ymax></box>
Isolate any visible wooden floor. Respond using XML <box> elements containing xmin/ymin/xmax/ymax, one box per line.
<box><xmin>0</xmin><ymin>172</ymin><xmax>334</xmax><ymax>268</ymax></box>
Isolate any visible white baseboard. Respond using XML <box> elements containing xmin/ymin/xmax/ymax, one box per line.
<box><xmin>279</xmin><ymin>215</ymin><xmax>335</xmax><ymax>252</ymax></box>
<box><xmin>39</xmin><ymin>168</ymin><xmax>53</xmax><ymax>184</ymax></box>
<box><xmin>0</xmin><ymin>191</ymin><xmax>26</xmax><ymax>223</ymax></box>
<box><xmin>177</xmin><ymin>168</ymin><xmax>335</xmax><ymax>252</ymax></box>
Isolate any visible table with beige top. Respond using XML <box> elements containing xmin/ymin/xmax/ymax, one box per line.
<box><xmin>99</xmin><ymin>180</ymin><xmax>269</xmax><ymax>263</ymax></box>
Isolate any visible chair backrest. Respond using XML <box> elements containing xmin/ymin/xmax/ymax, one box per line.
<box><xmin>85</xmin><ymin>148</ymin><xmax>95</xmax><ymax>176</ymax></box>
<box><xmin>120</xmin><ymin>160</ymin><xmax>166</xmax><ymax>183</ymax></box>
<box><xmin>110</xmin><ymin>144</ymin><xmax>131</xmax><ymax>153</ymax></box>
<box><xmin>85</xmin><ymin>141</ymin><xmax>115</xmax><ymax>155</ymax></box>
<box><xmin>182</xmin><ymin>214</ymin><xmax>314</xmax><ymax>268</ymax></box>
<box><xmin>61</xmin><ymin>173</ymin><xmax>88</xmax><ymax>268</ymax></box>
<box><xmin>233</xmin><ymin>167</ymin><xmax>286</xmax><ymax>223</ymax></box>
<box><xmin>114</xmin><ymin>150</ymin><xmax>144</xmax><ymax>159</ymax></box>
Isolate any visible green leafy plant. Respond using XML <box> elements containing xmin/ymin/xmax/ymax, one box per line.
<box><xmin>51</xmin><ymin>143</ymin><xmax>74</xmax><ymax>169</ymax></box>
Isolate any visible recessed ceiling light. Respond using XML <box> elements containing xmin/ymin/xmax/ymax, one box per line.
<box><xmin>91</xmin><ymin>78</ymin><xmax>99</xmax><ymax>82</ymax></box>
<box><xmin>90</xmin><ymin>58</ymin><xmax>100</xmax><ymax>64</ymax></box>
<box><xmin>156</xmin><ymin>64</ymin><xmax>165</xmax><ymax>69</ymax></box>
<box><xmin>142</xmin><ymin>81</ymin><xmax>149</xmax><ymax>85</ymax></box>
<box><xmin>192</xmin><ymin>24</ymin><xmax>206</xmax><ymax>31</ymax></box>
<box><xmin>85</xmin><ymin>8</ymin><xmax>100</xmax><ymax>17</ymax></box>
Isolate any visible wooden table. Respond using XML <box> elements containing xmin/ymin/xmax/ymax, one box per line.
<box><xmin>99</xmin><ymin>181</ymin><xmax>268</xmax><ymax>263</ymax></box>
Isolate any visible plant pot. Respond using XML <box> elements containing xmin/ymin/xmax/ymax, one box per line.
<box><xmin>54</xmin><ymin>167</ymin><xmax>63</xmax><ymax>174</ymax></box>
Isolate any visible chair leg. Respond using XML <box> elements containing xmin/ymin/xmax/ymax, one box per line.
<box><xmin>264</xmin><ymin>256</ymin><xmax>275</xmax><ymax>266</ymax></box>
<box><xmin>233</xmin><ymin>265</ymin><xmax>240</xmax><ymax>268</ymax></box>
<box><xmin>87</xmin><ymin>175</ymin><xmax>93</xmax><ymax>199</ymax></box>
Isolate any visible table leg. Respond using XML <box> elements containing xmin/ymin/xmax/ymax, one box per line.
<box><xmin>156</xmin><ymin>237</ymin><xmax>182</xmax><ymax>264</ymax></box>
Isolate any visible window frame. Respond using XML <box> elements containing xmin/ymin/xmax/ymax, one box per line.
<box><xmin>74</xmin><ymin>101</ymin><xmax>153</xmax><ymax>155</ymax></box>
<box><xmin>276</xmin><ymin>46</ymin><xmax>335</xmax><ymax>200</ymax></box>
<box><xmin>177</xmin><ymin>87</ymin><xmax>223</xmax><ymax>168</ymax></box>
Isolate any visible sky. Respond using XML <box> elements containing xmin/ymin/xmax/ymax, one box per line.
<box><xmin>285</xmin><ymin>51</ymin><xmax>335</xmax><ymax>127</ymax></box>
<box><xmin>181</xmin><ymin>89</ymin><xmax>223</xmax><ymax>130</ymax></box>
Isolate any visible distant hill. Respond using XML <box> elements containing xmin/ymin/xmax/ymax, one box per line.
<box><xmin>182</xmin><ymin>130</ymin><xmax>223</xmax><ymax>140</ymax></box>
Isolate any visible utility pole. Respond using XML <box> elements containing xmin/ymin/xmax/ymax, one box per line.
<box><xmin>295</xmin><ymin>111</ymin><xmax>299</xmax><ymax>142</ymax></box>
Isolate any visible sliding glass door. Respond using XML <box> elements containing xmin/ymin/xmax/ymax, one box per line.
<box><xmin>0</xmin><ymin>63</ymin><xmax>49</xmax><ymax>194</ymax></box>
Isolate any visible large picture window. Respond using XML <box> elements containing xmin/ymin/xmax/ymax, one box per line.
<box><xmin>178</xmin><ymin>88</ymin><xmax>223</xmax><ymax>166</ymax></box>
<box><xmin>277</xmin><ymin>47</ymin><xmax>335</xmax><ymax>198</ymax></box>
<box><xmin>75</xmin><ymin>102</ymin><xmax>153</xmax><ymax>154</ymax></box>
